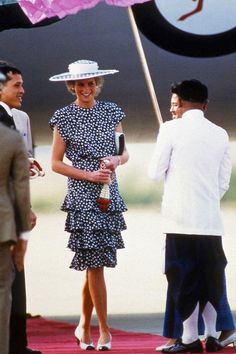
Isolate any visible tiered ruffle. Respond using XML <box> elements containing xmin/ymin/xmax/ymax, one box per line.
<box><xmin>63</xmin><ymin>202</ymin><xmax>126</xmax><ymax>271</ymax></box>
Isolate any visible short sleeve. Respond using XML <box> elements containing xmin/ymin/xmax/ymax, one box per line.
<box><xmin>111</xmin><ymin>103</ymin><xmax>125</xmax><ymax>126</ymax></box>
<box><xmin>49</xmin><ymin>110</ymin><xmax>59</xmax><ymax>130</ymax></box>
<box><xmin>49</xmin><ymin>108</ymin><xmax>69</xmax><ymax>143</ymax></box>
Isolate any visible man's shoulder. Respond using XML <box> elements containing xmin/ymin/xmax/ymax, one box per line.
<box><xmin>163</xmin><ymin>118</ymin><xmax>182</xmax><ymax>126</ymax></box>
<box><xmin>160</xmin><ymin>118</ymin><xmax>182</xmax><ymax>132</ymax></box>
<box><xmin>0</xmin><ymin>122</ymin><xmax>12</xmax><ymax>133</ymax></box>
<box><xmin>0</xmin><ymin>122</ymin><xmax>21</xmax><ymax>140</ymax></box>
<box><xmin>12</xmin><ymin>108</ymin><xmax>29</xmax><ymax>120</ymax></box>
<box><xmin>205</xmin><ymin>118</ymin><xmax>229</xmax><ymax>138</ymax></box>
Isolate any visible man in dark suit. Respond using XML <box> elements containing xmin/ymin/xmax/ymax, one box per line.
<box><xmin>0</xmin><ymin>72</ymin><xmax>31</xmax><ymax>354</ymax></box>
<box><xmin>0</xmin><ymin>61</ymin><xmax>41</xmax><ymax>354</ymax></box>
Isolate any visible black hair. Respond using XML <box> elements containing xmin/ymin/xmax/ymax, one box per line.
<box><xmin>0</xmin><ymin>60</ymin><xmax>22</xmax><ymax>82</ymax></box>
<box><xmin>171</xmin><ymin>79</ymin><xmax>208</xmax><ymax>103</ymax></box>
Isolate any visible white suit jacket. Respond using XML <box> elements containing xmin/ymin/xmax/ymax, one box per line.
<box><xmin>148</xmin><ymin>109</ymin><xmax>232</xmax><ymax>236</ymax></box>
<box><xmin>12</xmin><ymin>108</ymin><xmax>33</xmax><ymax>156</ymax></box>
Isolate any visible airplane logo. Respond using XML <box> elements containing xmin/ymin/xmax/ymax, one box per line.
<box><xmin>132</xmin><ymin>0</ymin><xmax>236</xmax><ymax>57</ymax></box>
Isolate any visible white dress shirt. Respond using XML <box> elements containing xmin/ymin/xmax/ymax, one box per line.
<box><xmin>148</xmin><ymin>109</ymin><xmax>232</xmax><ymax>236</ymax></box>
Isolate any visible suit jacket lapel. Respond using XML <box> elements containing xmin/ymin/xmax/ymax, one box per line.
<box><xmin>0</xmin><ymin>105</ymin><xmax>16</xmax><ymax>129</ymax></box>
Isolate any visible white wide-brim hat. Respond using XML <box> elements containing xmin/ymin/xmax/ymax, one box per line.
<box><xmin>49</xmin><ymin>60</ymin><xmax>119</xmax><ymax>81</ymax></box>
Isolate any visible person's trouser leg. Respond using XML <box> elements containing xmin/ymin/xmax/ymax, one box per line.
<box><xmin>165</xmin><ymin>234</ymin><xmax>201</xmax><ymax>322</ymax></box>
<box><xmin>165</xmin><ymin>234</ymin><xmax>227</xmax><ymax>342</ymax></box>
<box><xmin>0</xmin><ymin>244</ymin><xmax>15</xmax><ymax>354</ymax></box>
<box><xmin>163</xmin><ymin>285</ymin><xmax>183</xmax><ymax>338</ymax></box>
<box><xmin>10</xmin><ymin>268</ymin><xmax>27</xmax><ymax>353</ymax></box>
<box><xmin>216</xmin><ymin>274</ymin><xmax>235</xmax><ymax>331</ymax></box>
<box><xmin>163</xmin><ymin>285</ymin><xmax>205</xmax><ymax>338</ymax></box>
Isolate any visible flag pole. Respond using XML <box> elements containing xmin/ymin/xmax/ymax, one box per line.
<box><xmin>127</xmin><ymin>6</ymin><xmax>163</xmax><ymax>125</ymax></box>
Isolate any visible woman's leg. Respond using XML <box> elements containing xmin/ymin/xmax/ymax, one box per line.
<box><xmin>76</xmin><ymin>270</ymin><xmax>94</xmax><ymax>343</ymax></box>
<box><xmin>87</xmin><ymin>267</ymin><xmax>110</xmax><ymax>344</ymax></box>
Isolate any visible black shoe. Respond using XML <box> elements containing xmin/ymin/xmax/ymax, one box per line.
<box><xmin>10</xmin><ymin>349</ymin><xmax>42</xmax><ymax>354</ymax></box>
<box><xmin>23</xmin><ymin>348</ymin><xmax>42</xmax><ymax>354</ymax></box>
<box><xmin>162</xmin><ymin>339</ymin><xmax>203</xmax><ymax>353</ymax></box>
<box><xmin>205</xmin><ymin>337</ymin><xmax>223</xmax><ymax>352</ymax></box>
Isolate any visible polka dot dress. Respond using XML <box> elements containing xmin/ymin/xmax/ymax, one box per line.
<box><xmin>49</xmin><ymin>101</ymin><xmax>127</xmax><ymax>271</ymax></box>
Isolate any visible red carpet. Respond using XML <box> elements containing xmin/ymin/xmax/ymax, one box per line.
<box><xmin>27</xmin><ymin>317</ymin><xmax>163</xmax><ymax>353</ymax></box>
<box><xmin>27</xmin><ymin>317</ymin><xmax>236</xmax><ymax>353</ymax></box>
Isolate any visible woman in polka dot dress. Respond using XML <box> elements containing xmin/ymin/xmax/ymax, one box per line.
<box><xmin>49</xmin><ymin>60</ymin><xmax>129</xmax><ymax>351</ymax></box>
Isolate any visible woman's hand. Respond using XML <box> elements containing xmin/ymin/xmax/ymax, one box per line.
<box><xmin>88</xmin><ymin>168</ymin><xmax>112</xmax><ymax>184</ymax></box>
<box><xmin>100</xmin><ymin>156</ymin><xmax>120</xmax><ymax>172</ymax></box>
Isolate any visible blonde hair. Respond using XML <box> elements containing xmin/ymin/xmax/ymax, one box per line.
<box><xmin>66</xmin><ymin>76</ymin><xmax>104</xmax><ymax>97</ymax></box>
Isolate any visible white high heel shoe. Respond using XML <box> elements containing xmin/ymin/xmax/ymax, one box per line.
<box><xmin>96</xmin><ymin>333</ymin><xmax>112</xmax><ymax>351</ymax></box>
<box><xmin>74</xmin><ymin>326</ymin><xmax>95</xmax><ymax>351</ymax></box>
<box><xmin>220</xmin><ymin>332</ymin><xmax>236</xmax><ymax>347</ymax></box>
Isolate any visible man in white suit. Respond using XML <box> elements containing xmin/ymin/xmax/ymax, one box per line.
<box><xmin>149</xmin><ymin>80</ymin><xmax>233</xmax><ymax>353</ymax></box>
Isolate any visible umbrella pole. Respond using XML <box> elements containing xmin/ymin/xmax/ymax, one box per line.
<box><xmin>127</xmin><ymin>6</ymin><xmax>163</xmax><ymax>125</ymax></box>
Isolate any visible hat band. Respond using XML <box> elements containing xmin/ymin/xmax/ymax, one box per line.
<box><xmin>69</xmin><ymin>62</ymin><xmax>99</xmax><ymax>75</ymax></box>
